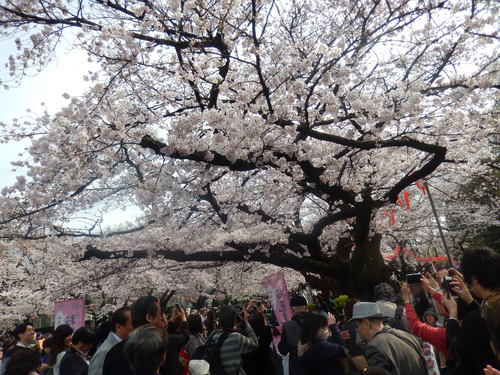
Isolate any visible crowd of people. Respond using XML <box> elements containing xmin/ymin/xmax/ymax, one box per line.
<box><xmin>0</xmin><ymin>248</ymin><xmax>498</xmax><ymax>375</ymax></box>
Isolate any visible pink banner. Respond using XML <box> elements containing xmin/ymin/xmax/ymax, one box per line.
<box><xmin>264</xmin><ymin>273</ymin><xmax>293</xmax><ymax>326</ymax></box>
<box><xmin>54</xmin><ymin>298</ymin><xmax>86</xmax><ymax>330</ymax></box>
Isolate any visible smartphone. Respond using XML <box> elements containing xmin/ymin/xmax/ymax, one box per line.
<box><xmin>406</xmin><ymin>273</ymin><xmax>423</xmax><ymax>284</ymax></box>
<box><xmin>441</xmin><ymin>276</ymin><xmax>454</xmax><ymax>297</ymax></box>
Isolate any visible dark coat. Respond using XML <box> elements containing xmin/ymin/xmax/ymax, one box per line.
<box><xmin>278</xmin><ymin>312</ymin><xmax>307</xmax><ymax>375</ymax></box>
<box><xmin>102</xmin><ymin>341</ymin><xmax>129</xmax><ymax>375</ymax></box>
<box><xmin>242</xmin><ymin>325</ymin><xmax>275</xmax><ymax>375</ymax></box>
<box><xmin>446</xmin><ymin>306</ymin><xmax>498</xmax><ymax>375</ymax></box>
<box><xmin>164</xmin><ymin>322</ymin><xmax>190</xmax><ymax>375</ymax></box>
<box><xmin>103</xmin><ymin>324</ymin><xmax>189</xmax><ymax>375</ymax></box>
<box><xmin>60</xmin><ymin>348</ymin><xmax>89</xmax><ymax>375</ymax></box>
<box><xmin>297</xmin><ymin>325</ymin><xmax>345</xmax><ymax>375</ymax></box>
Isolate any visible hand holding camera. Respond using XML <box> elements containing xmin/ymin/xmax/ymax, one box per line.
<box><xmin>448</xmin><ymin>268</ymin><xmax>474</xmax><ymax>305</ymax></box>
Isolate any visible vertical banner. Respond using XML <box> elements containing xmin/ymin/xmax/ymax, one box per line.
<box><xmin>264</xmin><ymin>273</ymin><xmax>293</xmax><ymax>325</ymax></box>
<box><xmin>54</xmin><ymin>298</ymin><xmax>85</xmax><ymax>330</ymax></box>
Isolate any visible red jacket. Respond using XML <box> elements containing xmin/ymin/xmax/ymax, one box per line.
<box><xmin>404</xmin><ymin>303</ymin><xmax>447</xmax><ymax>354</ymax></box>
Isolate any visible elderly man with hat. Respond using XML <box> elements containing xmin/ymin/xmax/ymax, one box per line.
<box><xmin>278</xmin><ymin>295</ymin><xmax>308</xmax><ymax>375</ymax></box>
<box><xmin>351</xmin><ymin>302</ymin><xmax>427</xmax><ymax>375</ymax></box>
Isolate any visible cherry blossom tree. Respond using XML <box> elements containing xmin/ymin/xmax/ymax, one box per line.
<box><xmin>0</xmin><ymin>0</ymin><xmax>498</xmax><ymax>302</ymax></box>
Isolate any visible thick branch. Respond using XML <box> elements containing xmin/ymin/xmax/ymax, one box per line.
<box><xmin>82</xmin><ymin>244</ymin><xmax>348</xmax><ymax>278</ymax></box>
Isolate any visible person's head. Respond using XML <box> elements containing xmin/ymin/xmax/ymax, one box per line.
<box><xmin>248</xmin><ymin>311</ymin><xmax>266</xmax><ymax>332</ymax></box>
<box><xmin>49</xmin><ymin>324</ymin><xmax>73</xmax><ymax>365</ymax></box>
<box><xmin>189</xmin><ymin>359</ymin><xmax>210</xmax><ymax>375</ymax></box>
<box><xmin>132</xmin><ymin>296</ymin><xmax>162</xmax><ymax>329</ymax></box>
<box><xmin>423</xmin><ymin>311</ymin><xmax>438</xmax><ymax>326</ymax></box>
<box><xmin>482</xmin><ymin>293</ymin><xmax>500</xmax><ymax>360</ymax></box>
<box><xmin>350</xmin><ymin>302</ymin><xmax>384</xmax><ymax>342</ymax></box>
<box><xmin>461</xmin><ymin>248</ymin><xmax>500</xmax><ymax>298</ymax></box>
<box><xmin>124</xmin><ymin>324</ymin><xmax>167</xmax><ymax>375</ymax></box>
<box><xmin>290</xmin><ymin>295</ymin><xmax>308</xmax><ymax>314</ymax></box>
<box><xmin>12</xmin><ymin>323</ymin><xmax>35</xmax><ymax>345</ymax></box>
<box><xmin>299</xmin><ymin>312</ymin><xmax>329</xmax><ymax>344</ymax></box>
<box><xmin>374</xmin><ymin>282</ymin><xmax>395</xmax><ymax>302</ymax></box>
<box><xmin>71</xmin><ymin>326</ymin><xmax>97</xmax><ymax>354</ymax></box>
<box><xmin>206</xmin><ymin>309</ymin><xmax>216</xmax><ymax>321</ymax></box>
<box><xmin>218</xmin><ymin>306</ymin><xmax>237</xmax><ymax>330</ymax></box>
<box><xmin>188</xmin><ymin>314</ymin><xmax>204</xmax><ymax>336</ymax></box>
<box><xmin>112</xmin><ymin>306</ymin><xmax>133</xmax><ymax>340</ymax></box>
<box><xmin>42</xmin><ymin>336</ymin><xmax>53</xmax><ymax>355</ymax></box>
<box><xmin>5</xmin><ymin>348</ymin><xmax>41</xmax><ymax>375</ymax></box>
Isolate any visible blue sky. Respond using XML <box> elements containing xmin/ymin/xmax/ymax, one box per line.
<box><xmin>0</xmin><ymin>36</ymin><xmax>141</xmax><ymax>230</ymax></box>
<box><xmin>0</xmin><ymin>36</ymin><xmax>91</xmax><ymax>187</ymax></box>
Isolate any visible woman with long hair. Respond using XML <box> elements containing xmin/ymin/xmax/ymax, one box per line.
<box><xmin>49</xmin><ymin>325</ymin><xmax>73</xmax><ymax>375</ymax></box>
<box><xmin>241</xmin><ymin>311</ymin><xmax>275</xmax><ymax>375</ymax></box>
<box><xmin>298</xmin><ymin>312</ymin><xmax>345</xmax><ymax>375</ymax></box>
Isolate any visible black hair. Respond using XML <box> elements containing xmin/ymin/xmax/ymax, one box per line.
<box><xmin>42</xmin><ymin>336</ymin><xmax>53</xmax><ymax>349</ymax></box>
<box><xmin>50</xmin><ymin>324</ymin><xmax>73</xmax><ymax>366</ymax></box>
<box><xmin>248</xmin><ymin>311</ymin><xmax>265</xmax><ymax>332</ymax></box>
<box><xmin>5</xmin><ymin>348</ymin><xmax>41</xmax><ymax>375</ymax></box>
<box><xmin>483</xmin><ymin>294</ymin><xmax>500</xmax><ymax>358</ymax></box>
<box><xmin>124</xmin><ymin>324</ymin><xmax>167</xmax><ymax>375</ymax></box>
<box><xmin>132</xmin><ymin>296</ymin><xmax>160</xmax><ymax>329</ymax></box>
<box><xmin>97</xmin><ymin>320</ymin><xmax>114</xmax><ymax>345</ymax></box>
<box><xmin>206</xmin><ymin>309</ymin><xmax>216</xmax><ymax>321</ymax></box>
<box><xmin>112</xmin><ymin>306</ymin><xmax>131</xmax><ymax>332</ymax></box>
<box><xmin>299</xmin><ymin>312</ymin><xmax>328</xmax><ymax>345</ymax></box>
<box><xmin>218</xmin><ymin>306</ymin><xmax>236</xmax><ymax>330</ymax></box>
<box><xmin>461</xmin><ymin>248</ymin><xmax>500</xmax><ymax>290</ymax></box>
<box><xmin>187</xmin><ymin>314</ymin><xmax>204</xmax><ymax>335</ymax></box>
<box><xmin>12</xmin><ymin>323</ymin><xmax>32</xmax><ymax>339</ymax></box>
<box><xmin>72</xmin><ymin>326</ymin><xmax>97</xmax><ymax>346</ymax></box>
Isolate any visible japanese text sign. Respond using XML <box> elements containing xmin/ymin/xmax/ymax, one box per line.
<box><xmin>54</xmin><ymin>298</ymin><xmax>85</xmax><ymax>330</ymax></box>
<box><xmin>264</xmin><ymin>273</ymin><xmax>293</xmax><ymax>325</ymax></box>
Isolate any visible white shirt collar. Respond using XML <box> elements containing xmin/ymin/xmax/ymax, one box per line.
<box><xmin>111</xmin><ymin>332</ymin><xmax>122</xmax><ymax>342</ymax></box>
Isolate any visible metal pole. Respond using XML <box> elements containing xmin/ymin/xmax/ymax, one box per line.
<box><xmin>424</xmin><ymin>180</ymin><xmax>453</xmax><ymax>268</ymax></box>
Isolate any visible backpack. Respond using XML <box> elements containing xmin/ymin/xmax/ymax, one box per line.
<box><xmin>191</xmin><ymin>331</ymin><xmax>231</xmax><ymax>375</ymax></box>
<box><xmin>383</xmin><ymin>305</ymin><xmax>409</xmax><ymax>332</ymax></box>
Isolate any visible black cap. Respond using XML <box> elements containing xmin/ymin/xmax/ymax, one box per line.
<box><xmin>290</xmin><ymin>296</ymin><xmax>307</xmax><ymax>307</ymax></box>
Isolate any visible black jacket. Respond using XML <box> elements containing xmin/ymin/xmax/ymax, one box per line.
<box><xmin>103</xmin><ymin>324</ymin><xmax>190</xmax><ymax>375</ymax></box>
<box><xmin>447</xmin><ymin>306</ymin><xmax>498</xmax><ymax>375</ymax></box>
<box><xmin>102</xmin><ymin>341</ymin><xmax>129</xmax><ymax>375</ymax></box>
<box><xmin>297</xmin><ymin>324</ymin><xmax>345</xmax><ymax>375</ymax></box>
<box><xmin>278</xmin><ymin>312</ymin><xmax>307</xmax><ymax>375</ymax></box>
<box><xmin>60</xmin><ymin>348</ymin><xmax>89</xmax><ymax>375</ymax></box>
<box><xmin>297</xmin><ymin>339</ymin><xmax>344</xmax><ymax>375</ymax></box>
<box><xmin>242</xmin><ymin>325</ymin><xmax>275</xmax><ymax>375</ymax></box>
<box><xmin>164</xmin><ymin>322</ymin><xmax>190</xmax><ymax>375</ymax></box>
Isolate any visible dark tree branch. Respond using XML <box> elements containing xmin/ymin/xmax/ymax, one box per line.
<box><xmin>82</xmin><ymin>244</ymin><xmax>349</xmax><ymax>278</ymax></box>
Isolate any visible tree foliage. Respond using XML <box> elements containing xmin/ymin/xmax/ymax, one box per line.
<box><xmin>0</xmin><ymin>0</ymin><xmax>498</xmax><ymax>305</ymax></box>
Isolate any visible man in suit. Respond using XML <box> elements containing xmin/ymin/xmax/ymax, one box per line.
<box><xmin>103</xmin><ymin>296</ymin><xmax>163</xmax><ymax>375</ymax></box>
<box><xmin>89</xmin><ymin>307</ymin><xmax>132</xmax><ymax>375</ymax></box>
<box><xmin>60</xmin><ymin>326</ymin><xmax>97</xmax><ymax>375</ymax></box>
